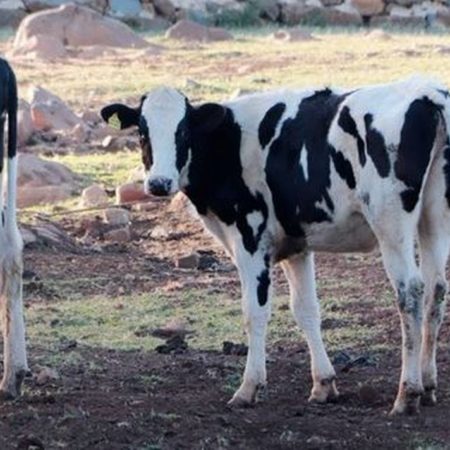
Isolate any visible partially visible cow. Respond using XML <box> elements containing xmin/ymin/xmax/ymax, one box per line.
<box><xmin>0</xmin><ymin>58</ymin><xmax>28</xmax><ymax>399</ymax></box>
<box><xmin>101</xmin><ymin>76</ymin><xmax>450</xmax><ymax>415</ymax></box>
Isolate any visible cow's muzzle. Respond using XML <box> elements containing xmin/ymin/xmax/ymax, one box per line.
<box><xmin>148</xmin><ymin>177</ymin><xmax>172</xmax><ymax>197</ymax></box>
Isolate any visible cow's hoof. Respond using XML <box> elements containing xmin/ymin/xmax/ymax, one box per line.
<box><xmin>227</xmin><ymin>394</ymin><xmax>254</xmax><ymax>408</ymax></box>
<box><xmin>308</xmin><ymin>378</ymin><xmax>339</xmax><ymax>403</ymax></box>
<box><xmin>0</xmin><ymin>369</ymin><xmax>27</xmax><ymax>400</ymax></box>
<box><xmin>227</xmin><ymin>383</ymin><xmax>266</xmax><ymax>408</ymax></box>
<box><xmin>390</xmin><ymin>391</ymin><xmax>421</xmax><ymax>416</ymax></box>
<box><xmin>421</xmin><ymin>388</ymin><xmax>437</xmax><ymax>407</ymax></box>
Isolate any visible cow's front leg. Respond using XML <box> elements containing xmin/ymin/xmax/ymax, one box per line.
<box><xmin>0</xmin><ymin>228</ymin><xmax>28</xmax><ymax>399</ymax></box>
<box><xmin>228</xmin><ymin>247</ymin><xmax>272</xmax><ymax>407</ymax></box>
<box><xmin>282</xmin><ymin>252</ymin><xmax>338</xmax><ymax>403</ymax></box>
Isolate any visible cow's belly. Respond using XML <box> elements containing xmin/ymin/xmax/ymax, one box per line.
<box><xmin>305</xmin><ymin>212</ymin><xmax>378</xmax><ymax>253</ymax></box>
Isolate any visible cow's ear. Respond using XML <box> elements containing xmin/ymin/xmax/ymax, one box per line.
<box><xmin>100</xmin><ymin>103</ymin><xmax>140</xmax><ymax>129</ymax></box>
<box><xmin>190</xmin><ymin>103</ymin><xmax>227</xmax><ymax>133</ymax></box>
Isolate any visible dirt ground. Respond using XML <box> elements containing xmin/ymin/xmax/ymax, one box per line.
<box><xmin>0</xmin><ymin>199</ymin><xmax>446</xmax><ymax>450</ymax></box>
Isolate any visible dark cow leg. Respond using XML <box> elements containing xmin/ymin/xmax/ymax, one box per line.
<box><xmin>228</xmin><ymin>246</ymin><xmax>272</xmax><ymax>407</ymax></box>
<box><xmin>282</xmin><ymin>252</ymin><xmax>338</xmax><ymax>403</ymax></box>
<box><xmin>418</xmin><ymin>207</ymin><xmax>450</xmax><ymax>406</ymax></box>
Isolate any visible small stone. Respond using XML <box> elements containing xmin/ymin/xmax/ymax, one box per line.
<box><xmin>116</xmin><ymin>182</ymin><xmax>150</xmax><ymax>204</ymax></box>
<box><xmin>176</xmin><ymin>252</ymin><xmax>200</xmax><ymax>269</ymax></box>
<box><xmin>81</xmin><ymin>184</ymin><xmax>108</xmax><ymax>207</ymax></box>
<box><xmin>104</xmin><ymin>226</ymin><xmax>131</xmax><ymax>242</ymax></box>
<box><xmin>103</xmin><ymin>208</ymin><xmax>130</xmax><ymax>226</ymax></box>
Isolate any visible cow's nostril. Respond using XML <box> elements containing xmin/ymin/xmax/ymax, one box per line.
<box><xmin>148</xmin><ymin>177</ymin><xmax>172</xmax><ymax>196</ymax></box>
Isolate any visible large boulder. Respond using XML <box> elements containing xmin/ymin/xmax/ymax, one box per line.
<box><xmin>17</xmin><ymin>154</ymin><xmax>79</xmax><ymax>207</ymax></box>
<box><xmin>165</xmin><ymin>19</ymin><xmax>233</xmax><ymax>41</ymax></box>
<box><xmin>351</xmin><ymin>0</ymin><xmax>385</xmax><ymax>16</ymax></box>
<box><xmin>11</xmin><ymin>3</ymin><xmax>150</xmax><ymax>60</ymax></box>
<box><xmin>17</xmin><ymin>100</ymin><xmax>35</xmax><ymax>147</ymax></box>
<box><xmin>20</xmin><ymin>0</ymin><xmax>108</xmax><ymax>13</ymax></box>
<box><xmin>0</xmin><ymin>0</ymin><xmax>27</xmax><ymax>28</ymax></box>
<box><xmin>29</xmin><ymin>86</ymin><xmax>82</xmax><ymax>132</ymax></box>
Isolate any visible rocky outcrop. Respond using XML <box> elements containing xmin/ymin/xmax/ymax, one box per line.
<box><xmin>17</xmin><ymin>154</ymin><xmax>79</xmax><ymax>207</ymax></box>
<box><xmin>10</xmin><ymin>3</ymin><xmax>151</xmax><ymax>60</ymax></box>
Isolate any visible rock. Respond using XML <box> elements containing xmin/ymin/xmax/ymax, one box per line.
<box><xmin>103</xmin><ymin>207</ymin><xmax>130</xmax><ymax>226</ymax></box>
<box><xmin>22</xmin><ymin>220</ymin><xmax>78</xmax><ymax>249</ymax></box>
<box><xmin>17</xmin><ymin>154</ymin><xmax>78</xmax><ymax>207</ymax></box>
<box><xmin>168</xmin><ymin>191</ymin><xmax>191</xmax><ymax>212</ymax></box>
<box><xmin>104</xmin><ymin>226</ymin><xmax>131</xmax><ymax>242</ymax></box>
<box><xmin>18</xmin><ymin>185</ymin><xmax>73</xmax><ymax>208</ymax></box>
<box><xmin>259</xmin><ymin>0</ymin><xmax>280</xmax><ymax>21</ymax></box>
<box><xmin>279</xmin><ymin>3</ymin><xmax>360</xmax><ymax>25</ymax></box>
<box><xmin>358</xmin><ymin>383</ymin><xmax>382</xmax><ymax>405</ymax></box>
<box><xmin>351</xmin><ymin>0</ymin><xmax>384</xmax><ymax>16</ymax></box>
<box><xmin>20</xmin><ymin>227</ymin><xmax>38</xmax><ymax>246</ymax></box>
<box><xmin>80</xmin><ymin>109</ymin><xmax>100</xmax><ymax>124</ymax></box>
<box><xmin>11</xmin><ymin>3</ymin><xmax>152</xmax><ymax>60</ymax></box>
<box><xmin>0</xmin><ymin>1</ymin><xmax>27</xmax><ymax>28</ymax></box>
<box><xmin>165</xmin><ymin>19</ymin><xmax>233</xmax><ymax>42</ymax></box>
<box><xmin>176</xmin><ymin>252</ymin><xmax>200</xmax><ymax>269</ymax></box>
<box><xmin>153</xmin><ymin>0</ymin><xmax>176</xmax><ymax>21</ymax></box>
<box><xmin>81</xmin><ymin>183</ymin><xmax>108</xmax><ymax>207</ymax></box>
<box><xmin>19</xmin><ymin>1</ymin><xmax>109</xmax><ymax>13</ymax></box>
<box><xmin>10</xmin><ymin>34</ymin><xmax>68</xmax><ymax>60</ymax></box>
<box><xmin>35</xmin><ymin>367</ymin><xmax>59</xmax><ymax>386</ymax></box>
<box><xmin>29</xmin><ymin>86</ymin><xmax>82</xmax><ymax>132</ymax></box>
<box><xmin>322</xmin><ymin>0</ymin><xmax>344</xmax><ymax>5</ymax></box>
<box><xmin>17</xmin><ymin>99</ymin><xmax>34</xmax><ymax>147</ymax></box>
<box><xmin>116</xmin><ymin>182</ymin><xmax>150</xmax><ymax>204</ymax></box>
<box><xmin>271</xmin><ymin>29</ymin><xmax>316</xmax><ymax>42</ymax></box>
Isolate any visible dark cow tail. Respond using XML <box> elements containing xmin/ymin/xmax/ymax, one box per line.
<box><xmin>7</xmin><ymin>63</ymin><xmax>17</xmax><ymax>160</ymax></box>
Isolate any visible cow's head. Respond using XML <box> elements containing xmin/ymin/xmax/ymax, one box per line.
<box><xmin>100</xmin><ymin>87</ymin><xmax>226</xmax><ymax>196</ymax></box>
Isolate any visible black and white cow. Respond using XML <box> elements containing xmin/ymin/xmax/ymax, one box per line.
<box><xmin>0</xmin><ymin>58</ymin><xmax>28</xmax><ymax>399</ymax></box>
<box><xmin>101</xmin><ymin>76</ymin><xmax>450</xmax><ymax>415</ymax></box>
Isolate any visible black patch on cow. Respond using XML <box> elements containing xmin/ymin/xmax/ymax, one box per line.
<box><xmin>184</xmin><ymin>107</ymin><xmax>269</xmax><ymax>255</ymax></box>
<box><xmin>138</xmin><ymin>115</ymin><xmax>152</xmax><ymax>171</ymax></box>
<box><xmin>175</xmin><ymin>104</ymin><xmax>190</xmax><ymax>171</ymax></box>
<box><xmin>265</xmin><ymin>89</ymin><xmax>348</xmax><ymax>237</ymax></box>
<box><xmin>438</xmin><ymin>89</ymin><xmax>450</xmax><ymax>99</ymax></box>
<box><xmin>256</xmin><ymin>254</ymin><xmax>271</xmax><ymax>306</ymax></box>
<box><xmin>0</xmin><ymin>58</ymin><xmax>18</xmax><ymax>170</ymax></box>
<box><xmin>443</xmin><ymin>139</ymin><xmax>450</xmax><ymax>208</ymax></box>
<box><xmin>395</xmin><ymin>97</ymin><xmax>440</xmax><ymax>212</ymax></box>
<box><xmin>258</xmin><ymin>103</ymin><xmax>286</xmax><ymax>148</ymax></box>
<box><xmin>330</xmin><ymin>146</ymin><xmax>356</xmax><ymax>189</ymax></box>
<box><xmin>338</xmin><ymin>105</ymin><xmax>366</xmax><ymax>166</ymax></box>
<box><xmin>363</xmin><ymin>113</ymin><xmax>390</xmax><ymax>178</ymax></box>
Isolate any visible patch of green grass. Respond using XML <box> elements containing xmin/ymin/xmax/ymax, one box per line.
<box><xmin>52</xmin><ymin>150</ymin><xmax>142</xmax><ymax>189</ymax></box>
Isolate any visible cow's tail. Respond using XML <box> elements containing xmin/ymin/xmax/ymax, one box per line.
<box><xmin>5</xmin><ymin>61</ymin><xmax>18</xmax><ymax>231</ymax></box>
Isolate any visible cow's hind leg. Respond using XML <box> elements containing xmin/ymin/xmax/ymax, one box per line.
<box><xmin>282</xmin><ymin>252</ymin><xmax>337</xmax><ymax>403</ymax></box>
<box><xmin>418</xmin><ymin>196</ymin><xmax>450</xmax><ymax>406</ymax></box>
<box><xmin>0</xmin><ymin>226</ymin><xmax>28</xmax><ymax>399</ymax></box>
<box><xmin>375</xmin><ymin>224</ymin><xmax>424</xmax><ymax>415</ymax></box>
<box><xmin>228</xmin><ymin>246</ymin><xmax>272</xmax><ymax>407</ymax></box>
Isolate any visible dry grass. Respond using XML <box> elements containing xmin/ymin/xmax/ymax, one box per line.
<box><xmin>2</xmin><ymin>28</ymin><xmax>450</xmax><ymax>111</ymax></box>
